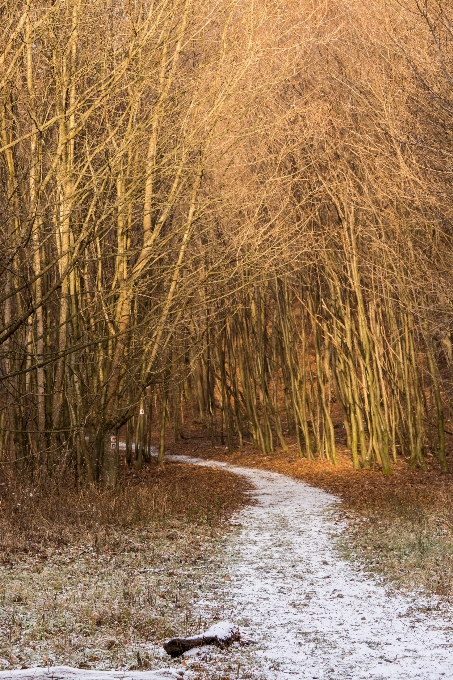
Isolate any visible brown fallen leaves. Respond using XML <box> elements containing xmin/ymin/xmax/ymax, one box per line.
<box><xmin>0</xmin><ymin>460</ymin><xmax>252</xmax><ymax>557</ymax></box>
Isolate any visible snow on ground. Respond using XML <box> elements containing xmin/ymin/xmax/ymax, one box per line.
<box><xmin>5</xmin><ymin>454</ymin><xmax>453</xmax><ymax>680</ymax></box>
<box><xmin>0</xmin><ymin>669</ymin><xmax>183</xmax><ymax>680</ymax></box>
<box><xmin>170</xmin><ymin>455</ymin><xmax>453</xmax><ymax>680</ymax></box>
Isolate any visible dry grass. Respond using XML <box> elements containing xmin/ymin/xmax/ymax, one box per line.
<box><xmin>176</xmin><ymin>437</ymin><xmax>453</xmax><ymax>599</ymax></box>
<box><xmin>0</xmin><ymin>461</ymin><xmax>251</xmax><ymax>672</ymax></box>
<box><xmin>5</xmin><ymin>433</ymin><xmax>451</xmax><ymax>676</ymax></box>
<box><xmin>338</xmin><ymin>491</ymin><xmax>453</xmax><ymax>597</ymax></box>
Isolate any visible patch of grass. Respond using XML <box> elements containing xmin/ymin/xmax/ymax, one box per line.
<box><xmin>338</xmin><ymin>490</ymin><xmax>453</xmax><ymax>596</ymax></box>
<box><xmin>0</xmin><ymin>461</ymin><xmax>251</xmax><ymax>672</ymax></box>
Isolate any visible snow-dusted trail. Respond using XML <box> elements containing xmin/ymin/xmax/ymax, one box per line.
<box><xmin>171</xmin><ymin>455</ymin><xmax>453</xmax><ymax>680</ymax></box>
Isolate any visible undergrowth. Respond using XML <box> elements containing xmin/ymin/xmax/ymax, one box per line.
<box><xmin>0</xmin><ymin>461</ymin><xmax>250</xmax><ymax>672</ymax></box>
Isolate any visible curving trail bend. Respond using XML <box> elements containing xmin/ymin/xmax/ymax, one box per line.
<box><xmin>171</xmin><ymin>455</ymin><xmax>453</xmax><ymax>680</ymax></box>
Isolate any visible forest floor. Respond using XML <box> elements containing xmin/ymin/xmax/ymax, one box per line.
<box><xmin>0</xmin><ymin>461</ymin><xmax>251</xmax><ymax>677</ymax></box>
<box><xmin>3</xmin><ymin>442</ymin><xmax>453</xmax><ymax>679</ymax></box>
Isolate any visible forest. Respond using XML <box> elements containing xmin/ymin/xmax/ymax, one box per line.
<box><xmin>2</xmin><ymin>1</ymin><xmax>453</xmax><ymax>678</ymax></box>
<box><xmin>2</xmin><ymin>0</ymin><xmax>453</xmax><ymax>484</ymax></box>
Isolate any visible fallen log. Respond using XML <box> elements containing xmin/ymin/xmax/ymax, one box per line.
<box><xmin>163</xmin><ymin>622</ymin><xmax>240</xmax><ymax>658</ymax></box>
<box><xmin>0</xmin><ymin>667</ymin><xmax>183</xmax><ymax>680</ymax></box>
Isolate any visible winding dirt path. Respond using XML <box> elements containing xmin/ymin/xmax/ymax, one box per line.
<box><xmin>172</xmin><ymin>456</ymin><xmax>453</xmax><ymax>680</ymax></box>
<box><xmin>3</xmin><ymin>456</ymin><xmax>453</xmax><ymax>680</ymax></box>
